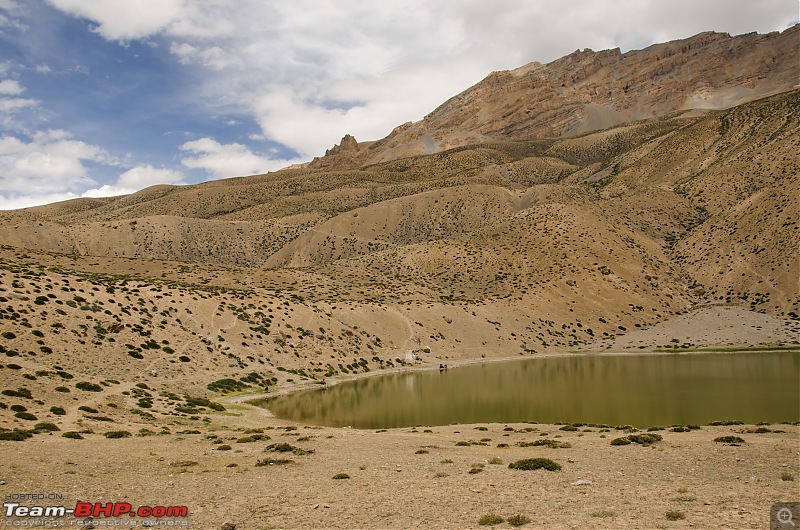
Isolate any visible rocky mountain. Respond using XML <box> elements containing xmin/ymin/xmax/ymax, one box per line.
<box><xmin>312</xmin><ymin>25</ymin><xmax>799</xmax><ymax>169</ymax></box>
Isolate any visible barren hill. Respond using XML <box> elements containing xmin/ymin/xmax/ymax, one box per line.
<box><xmin>0</xmin><ymin>32</ymin><xmax>798</xmax><ymax>441</ymax></box>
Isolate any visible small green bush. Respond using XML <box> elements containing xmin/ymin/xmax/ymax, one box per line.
<box><xmin>75</xmin><ymin>382</ymin><xmax>103</xmax><ymax>392</ymax></box>
<box><xmin>2</xmin><ymin>388</ymin><xmax>32</xmax><ymax>399</ymax></box>
<box><xmin>78</xmin><ymin>405</ymin><xmax>98</xmax><ymax>413</ymax></box>
<box><xmin>714</xmin><ymin>436</ymin><xmax>745</xmax><ymax>444</ymax></box>
<box><xmin>332</xmin><ymin>473</ymin><xmax>350</xmax><ymax>479</ymax></box>
<box><xmin>508</xmin><ymin>458</ymin><xmax>561</xmax><ymax>471</ymax></box>
<box><xmin>104</xmin><ymin>430</ymin><xmax>131</xmax><ymax>439</ymax></box>
<box><xmin>628</xmin><ymin>433</ymin><xmax>662</xmax><ymax>445</ymax></box>
<box><xmin>33</xmin><ymin>422</ymin><xmax>60</xmax><ymax>432</ymax></box>
<box><xmin>507</xmin><ymin>514</ymin><xmax>531</xmax><ymax>527</ymax></box>
<box><xmin>236</xmin><ymin>434</ymin><xmax>269</xmax><ymax>443</ymax></box>
<box><xmin>611</xmin><ymin>433</ymin><xmax>662</xmax><ymax>446</ymax></box>
<box><xmin>14</xmin><ymin>412</ymin><xmax>37</xmax><ymax>420</ymax></box>
<box><xmin>665</xmin><ymin>511</ymin><xmax>685</xmax><ymax>521</ymax></box>
<box><xmin>216</xmin><ymin>444</ymin><xmax>232</xmax><ymax>451</ymax></box>
<box><xmin>62</xmin><ymin>432</ymin><xmax>83</xmax><ymax>440</ymax></box>
<box><xmin>206</xmin><ymin>378</ymin><xmax>250</xmax><ymax>393</ymax></box>
<box><xmin>781</xmin><ymin>472</ymin><xmax>795</xmax><ymax>481</ymax></box>
<box><xmin>0</xmin><ymin>429</ymin><xmax>32</xmax><ymax>441</ymax></box>
<box><xmin>266</xmin><ymin>442</ymin><xmax>313</xmax><ymax>455</ymax></box>
<box><xmin>478</xmin><ymin>513</ymin><xmax>504</xmax><ymax>526</ymax></box>
<box><xmin>256</xmin><ymin>458</ymin><xmax>292</xmax><ymax>466</ymax></box>
<box><xmin>50</xmin><ymin>406</ymin><xmax>66</xmax><ymax>416</ymax></box>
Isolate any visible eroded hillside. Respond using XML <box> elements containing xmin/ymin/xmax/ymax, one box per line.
<box><xmin>0</xmin><ymin>90</ymin><xmax>798</xmax><ymax>434</ymax></box>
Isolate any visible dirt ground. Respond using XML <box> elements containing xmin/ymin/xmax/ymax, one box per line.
<box><xmin>2</xmin><ymin>389</ymin><xmax>798</xmax><ymax>530</ymax></box>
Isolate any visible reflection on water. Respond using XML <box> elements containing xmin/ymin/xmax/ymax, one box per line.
<box><xmin>255</xmin><ymin>352</ymin><xmax>800</xmax><ymax>429</ymax></box>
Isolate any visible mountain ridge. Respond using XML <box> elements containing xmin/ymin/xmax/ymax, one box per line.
<box><xmin>311</xmin><ymin>25</ymin><xmax>799</xmax><ymax>169</ymax></box>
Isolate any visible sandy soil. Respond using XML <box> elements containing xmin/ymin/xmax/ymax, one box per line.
<box><xmin>3</xmin><ymin>410</ymin><xmax>798</xmax><ymax>529</ymax></box>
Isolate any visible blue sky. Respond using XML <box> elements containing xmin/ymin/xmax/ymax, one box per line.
<box><xmin>0</xmin><ymin>0</ymin><xmax>796</xmax><ymax>210</ymax></box>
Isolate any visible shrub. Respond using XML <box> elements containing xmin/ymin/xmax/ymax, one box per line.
<box><xmin>714</xmin><ymin>436</ymin><xmax>745</xmax><ymax>444</ymax></box>
<box><xmin>256</xmin><ymin>458</ymin><xmax>292</xmax><ymax>466</ymax></box>
<box><xmin>78</xmin><ymin>406</ymin><xmax>98</xmax><ymax>413</ymax></box>
<box><xmin>33</xmin><ymin>422</ymin><xmax>60</xmax><ymax>432</ymax></box>
<box><xmin>62</xmin><ymin>432</ymin><xmax>84</xmax><ymax>439</ymax></box>
<box><xmin>507</xmin><ymin>514</ymin><xmax>531</xmax><ymax>527</ymax></box>
<box><xmin>521</xmin><ymin>439</ymin><xmax>572</xmax><ymax>449</ymax></box>
<box><xmin>104</xmin><ymin>430</ymin><xmax>131</xmax><ymax>439</ymax></box>
<box><xmin>236</xmin><ymin>435</ymin><xmax>269</xmax><ymax>443</ymax></box>
<box><xmin>2</xmin><ymin>331</ymin><xmax>16</xmax><ymax>340</ymax></box>
<box><xmin>612</xmin><ymin>433</ymin><xmax>662</xmax><ymax>446</ymax></box>
<box><xmin>54</xmin><ymin>387</ymin><xmax>70</xmax><ymax>393</ymax></box>
<box><xmin>206</xmin><ymin>378</ymin><xmax>250</xmax><ymax>393</ymax></box>
<box><xmin>10</xmin><ymin>404</ymin><xmax>26</xmax><ymax>412</ymax></box>
<box><xmin>75</xmin><ymin>382</ymin><xmax>103</xmax><ymax>392</ymax></box>
<box><xmin>415</xmin><ymin>449</ymin><xmax>429</xmax><ymax>454</ymax></box>
<box><xmin>781</xmin><ymin>472</ymin><xmax>795</xmax><ymax>481</ymax></box>
<box><xmin>266</xmin><ymin>443</ymin><xmax>313</xmax><ymax>455</ymax></box>
<box><xmin>216</xmin><ymin>444</ymin><xmax>232</xmax><ymax>451</ymax></box>
<box><xmin>50</xmin><ymin>406</ymin><xmax>66</xmax><ymax>416</ymax></box>
<box><xmin>2</xmin><ymin>388</ymin><xmax>32</xmax><ymax>399</ymax></box>
<box><xmin>478</xmin><ymin>513</ymin><xmax>504</xmax><ymax>526</ymax></box>
<box><xmin>665</xmin><ymin>511</ymin><xmax>685</xmax><ymax>521</ymax></box>
<box><xmin>332</xmin><ymin>473</ymin><xmax>350</xmax><ymax>479</ymax></box>
<box><xmin>14</xmin><ymin>412</ymin><xmax>37</xmax><ymax>421</ymax></box>
<box><xmin>508</xmin><ymin>458</ymin><xmax>561</xmax><ymax>471</ymax></box>
<box><xmin>628</xmin><ymin>433</ymin><xmax>662</xmax><ymax>445</ymax></box>
<box><xmin>0</xmin><ymin>429</ymin><xmax>32</xmax><ymax>441</ymax></box>
<box><xmin>184</xmin><ymin>397</ymin><xmax>225</xmax><ymax>411</ymax></box>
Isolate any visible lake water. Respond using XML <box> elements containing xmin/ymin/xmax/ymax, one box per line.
<box><xmin>257</xmin><ymin>351</ymin><xmax>800</xmax><ymax>429</ymax></box>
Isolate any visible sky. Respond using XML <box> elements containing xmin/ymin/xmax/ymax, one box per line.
<box><xmin>0</xmin><ymin>1</ymin><xmax>796</xmax><ymax>210</ymax></box>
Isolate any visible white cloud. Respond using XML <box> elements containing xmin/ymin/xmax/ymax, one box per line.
<box><xmin>0</xmin><ymin>130</ymin><xmax>110</xmax><ymax>194</ymax></box>
<box><xmin>0</xmin><ymin>79</ymin><xmax>23</xmax><ymax>95</ymax></box>
<box><xmin>116</xmin><ymin>165</ymin><xmax>184</xmax><ymax>189</ymax></box>
<box><xmin>81</xmin><ymin>165</ymin><xmax>186</xmax><ymax>198</ymax></box>
<box><xmin>180</xmin><ymin>137</ymin><xmax>301</xmax><ymax>178</ymax></box>
<box><xmin>0</xmin><ymin>162</ymin><xmax>185</xmax><ymax>209</ymax></box>
<box><xmin>0</xmin><ymin>191</ymin><xmax>79</xmax><ymax>210</ymax></box>
<box><xmin>46</xmin><ymin>0</ymin><xmax>183</xmax><ymax>40</ymax></box>
<box><xmin>0</xmin><ymin>97</ymin><xmax>37</xmax><ymax>113</ymax></box>
<box><xmin>0</xmin><ymin>76</ymin><xmax>38</xmax><ymax>129</ymax></box>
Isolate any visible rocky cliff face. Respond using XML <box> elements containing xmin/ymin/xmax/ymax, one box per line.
<box><xmin>312</xmin><ymin>25</ymin><xmax>799</xmax><ymax>169</ymax></box>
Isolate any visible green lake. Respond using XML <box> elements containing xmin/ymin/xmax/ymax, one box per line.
<box><xmin>257</xmin><ymin>351</ymin><xmax>800</xmax><ymax>429</ymax></box>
